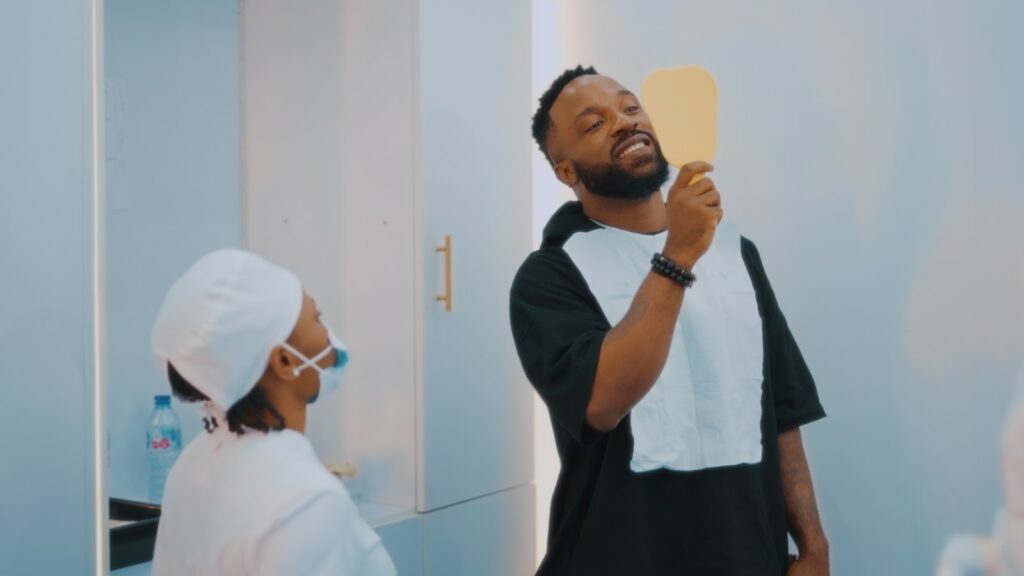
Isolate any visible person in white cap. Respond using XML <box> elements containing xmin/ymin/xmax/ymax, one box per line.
<box><xmin>150</xmin><ymin>248</ymin><xmax>396</xmax><ymax>576</ymax></box>
<box><xmin>936</xmin><ymin>365</ymin><xmax>1024</xmax><ymax>576</ymax></box>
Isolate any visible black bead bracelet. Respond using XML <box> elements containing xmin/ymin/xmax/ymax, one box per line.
<box><xmin>651</xmin><ymin>252</ymin><xmax>697</xmax><ymax>288</ymax></box>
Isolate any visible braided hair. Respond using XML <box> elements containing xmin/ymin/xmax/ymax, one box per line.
<box><xmin>167</xmin><ymin>363</ymin><xmax>286</xmax><ymax>435</ymax></box>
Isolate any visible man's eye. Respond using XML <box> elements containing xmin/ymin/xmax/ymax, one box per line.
<box><xmin>625</xmin><ymin>105</ymin><xmax>640</xmax><ymax>113</ymax></box>
<box><xmin>586</xmin><ymin>120</ymin><xmax>603</xmax><ymax>133</ymax></box>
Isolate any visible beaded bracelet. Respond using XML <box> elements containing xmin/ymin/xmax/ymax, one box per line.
<box><xmin>651</xmin><ymin>252</ymin><xmax>697</xmax><ymax>288</ymax></box>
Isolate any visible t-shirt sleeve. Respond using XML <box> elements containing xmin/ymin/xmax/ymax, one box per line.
<box><xmin>510</xmin><ymin>249</ymin><xmax>609</xmax><ymax>445</ymax></box>
<box><xmin>255</xmin><ymin>490</ymin><xmax>397</xmax><ymax>576</ymax></box>
<box><xmin>741</xmin><ymin>238</ymin><xmax>827</xmax><ymax>432</ymax></box>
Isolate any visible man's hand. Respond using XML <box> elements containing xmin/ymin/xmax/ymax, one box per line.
<box><xmin>787</xmin><ymin>551</ymin><xmax>830</xmax><ymax>576</ymax></box>
<box><xmin>585</xmin><ymin>161</ymin><xmax>718</xmax><ymax>432</ymax></box>
<box><xmin>663</xmin><ymin>161</ymin><xmax>721</xmax><ymax>269</ymax></box>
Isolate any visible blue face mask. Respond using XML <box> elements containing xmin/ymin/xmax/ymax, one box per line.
<box><xmin>281</xmin><ymin>327</ymin><xmax>349</xmax><ymax>404</ymax></box>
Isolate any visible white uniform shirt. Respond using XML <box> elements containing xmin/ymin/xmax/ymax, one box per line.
<box><xmin>152</xmin><ymin>425</ymin><xmax>396</xmax><ymax>576</ymax></box>
<box><xmin>998</xmin><ymin>367</ymin><xmax>1024</xmax><ymax>575</ymax></box>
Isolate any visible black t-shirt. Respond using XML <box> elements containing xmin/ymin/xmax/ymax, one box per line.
<box><xmin>509</xmin><ymin>202</ymin><xmax>826</xmax><ymax>576</ymax></box>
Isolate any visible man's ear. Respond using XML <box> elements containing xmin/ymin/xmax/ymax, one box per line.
<box><xmin>267</xmin><ymin>346</ymin><xmax>299</xmax><ymax>381</ymax></box>
<box><xmin>554</xmin><ymin>160</ymin><xmax>578</xmax><ymax>187</ymax></box>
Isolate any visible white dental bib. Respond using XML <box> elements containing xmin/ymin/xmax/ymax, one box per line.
<box><xmin>563</xmin><ymin>220</ymin><xmax>765</xmax><ymax>472</ymax></box>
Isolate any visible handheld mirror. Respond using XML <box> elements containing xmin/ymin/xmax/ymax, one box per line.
<box><xmin>641</xmin><ymin>66</ymin><xmax>718</xmax><ymax>182</ymax></box>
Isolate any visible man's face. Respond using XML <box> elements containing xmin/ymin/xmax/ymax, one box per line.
<box><xmin>548</xmin><ymin>75</ymin><xmax>669</xmax><ymax>199</ymax></box>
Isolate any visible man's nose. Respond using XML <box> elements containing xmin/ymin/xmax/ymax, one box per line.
<box><xmin>610</xmin><ymin>114</ymin><xmax>638</xmax><ymax>137</ymax></box>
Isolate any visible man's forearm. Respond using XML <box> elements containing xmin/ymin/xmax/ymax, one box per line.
<box><xmin>586</xmin><ymin>271</ymin><xmax>685</xmax><ymax>431</ymax></box>
<box><xmin>779</xmin><ymin>428</ymin><xmax>829</xmax><ymax>558</ymax></box>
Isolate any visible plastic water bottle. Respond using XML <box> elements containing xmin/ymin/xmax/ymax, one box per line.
<box><xmin>147</xmin><ymin>395</ymin><xmax>182</xmax><ymax>503</ymax></box>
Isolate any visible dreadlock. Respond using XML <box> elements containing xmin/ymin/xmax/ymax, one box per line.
<box><xmin>167</xmin><ymin>363</ymin><xmax>286</xmax><ymax>435</ymax></box>
<box><xmin>531</xmin><ymin>65</ymin><xmax>599</xmax><ymax>164</ymax></box>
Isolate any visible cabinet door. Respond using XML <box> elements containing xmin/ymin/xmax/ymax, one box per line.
<box><xmin>417</xmin><ymin>0</ymin><xmax>535</xmax><ymax>511</ymax></box>
<box><xmin>376</xmin><ymin>516</ymin><xmax>424</xmax><ymax>576</ymax></box>
<box><xmin>422</xmin><ymin>485</ymin><xmax>535</xmax><ymax>576</ymax></box>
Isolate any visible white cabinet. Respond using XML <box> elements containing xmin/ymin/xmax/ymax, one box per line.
<box><xmin>422</xmin><ymin>485</ymin><xmax>536</xmax><ymax>576</ymax></box>
<box><xmin>243</xmin><ymin>0</ymin><xmax>534</xmax><ymax>571</ymax></box>
<box><xmin>374</xmin><ymin>514</ymin><xmax>424</xmax><ymax>576</ymax></box>
<box><xmin>373</xmin><ymin>485</ymin><xmax>536</xmax><ymax>576</ymax></box>
<box><xmin>417</xmin><ymin>0</ymin><xmax>535</xmax><ymax>512</ymax></box>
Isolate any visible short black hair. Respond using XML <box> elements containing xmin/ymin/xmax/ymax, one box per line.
<box><xmin>167</xmin><ymin>363</ymin><xmax>286</xmax><ymax>435</ymax></box>
<box><xmin>532</xmin><ymin>65</ymin><xmax>599</xmax><ymax>163</ymax></box>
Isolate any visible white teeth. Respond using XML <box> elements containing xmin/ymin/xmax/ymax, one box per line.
<box><xmin>618</xmin><ymin>141</ymin><xmax>647</xmax><ymax>158</ymax></box>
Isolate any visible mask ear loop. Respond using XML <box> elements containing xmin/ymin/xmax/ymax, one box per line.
<box><xmin>280</xmin><ymin>341</ymin><xmax>333</xmax><ymax>377</ymax></box>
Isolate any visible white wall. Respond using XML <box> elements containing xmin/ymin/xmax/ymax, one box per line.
<box><xmin>533</xmin><ymin>1</ymin><xmax>1024</xmax><ymax>574</ymax></box>
<box><xmin>0</xmin><ymin>0</ymin><xmax>104</xmax><ymax>573</ymax></box>
<box><xmin>104</xmin><ymin>0</ymin><xmax>242</xmax><ymax>503</ymax></box>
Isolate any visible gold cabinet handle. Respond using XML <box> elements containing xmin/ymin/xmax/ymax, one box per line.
<box><xmin>435</xmin><ymin>235</ymin><xmax>453</xmax><ymax>312</ymax></box>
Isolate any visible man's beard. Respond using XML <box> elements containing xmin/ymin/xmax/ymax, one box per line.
<box><xmin>573</xmin><ymin>142</ymin><xmax>670</xmax><ymax>201</ymax></box>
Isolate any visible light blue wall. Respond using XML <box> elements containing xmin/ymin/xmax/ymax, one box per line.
<box><xmin>0</xmin><ymin>0</ymin><xmax>101</xmax><ymax>573</ymax></box>
<box><xmin>104</xmin><ymin>0</ymin><xmax>241</xmax><ymax>502</ymax></box>
<box><xmin>539</xmin><ymin>1</ymin><xmax>1024</xmax><ymax>573</ymax></box>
